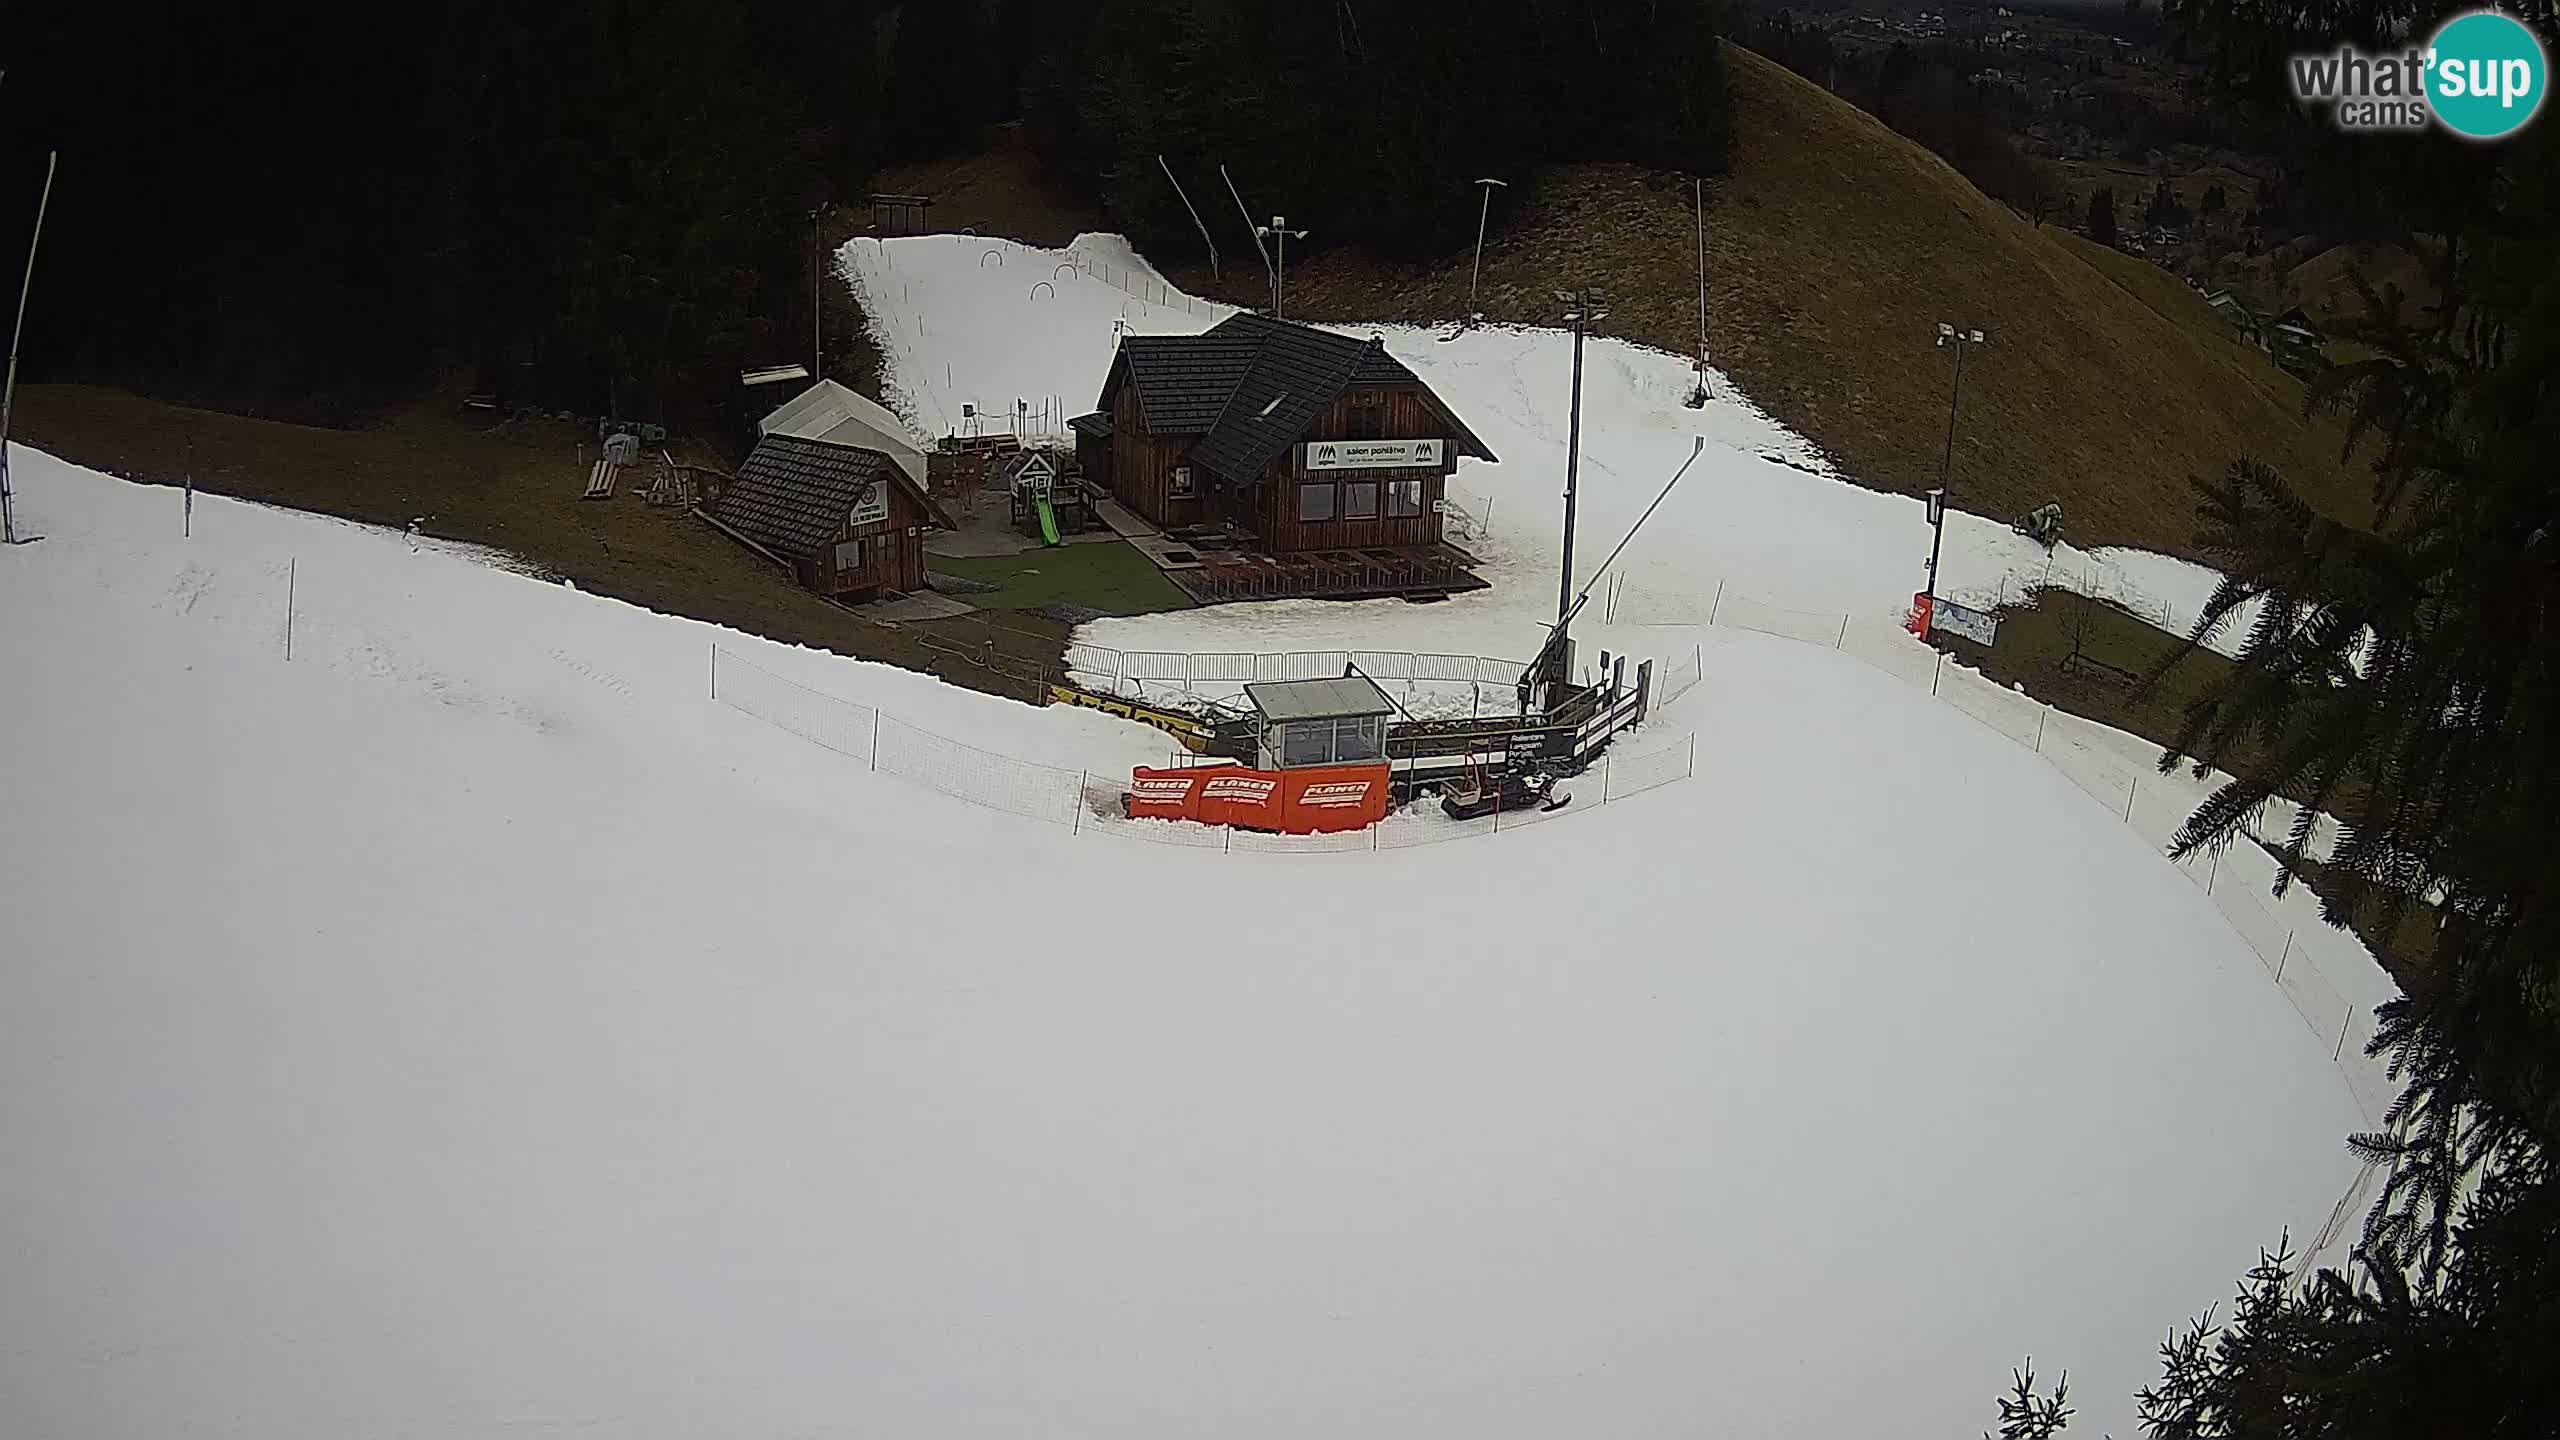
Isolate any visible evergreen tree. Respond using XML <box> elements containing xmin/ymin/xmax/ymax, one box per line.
<box><xmin>2106</xmin><ymin>7</ymin><xmax>2560</xmax><ymax>1432</ymax></box>
<box><xmin>2144</xmin><ymin>176</ymin><xmax>2187</xmax><ymax>229</ymax></box>
<box><xmin>2087</xmin><ymin>187</ymin><xmax>2119</xmax><ymax>246</ymax></box>
<box><xmin>1986</xmin><ymin>1361</ymin><xmax>2073</xmax><ymax>1440</ymax></box>
<box><xmin>885</xmin><ymin>0</ymin><xmax>989</xmax><ymax>160</ymax></box>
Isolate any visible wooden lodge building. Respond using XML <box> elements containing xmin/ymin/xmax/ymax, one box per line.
<box><xmin>705</xmin><ymin>432</ymin><xmax>957</xmax><ymax>602</ymax></box>
<box><xmin>1070</xmin><ymin>314</ymin><xmax>1497</xmax><ymax>602</ymax></box>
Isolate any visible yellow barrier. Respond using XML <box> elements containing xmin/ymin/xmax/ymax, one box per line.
<box><xmin>1045</xmin><ymin>684</ymin><xmax>1215</xmax><ymax>752</ymax></box>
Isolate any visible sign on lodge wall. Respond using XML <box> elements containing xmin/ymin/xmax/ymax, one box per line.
<box><xmin>850</xmin><ymin>479</ymin><xmax>891</xmax><ymax>527</ymax></box>
<box><xmin>1301</xmin><ymin>439</ymin><xmax>1445</xmax><ymax>471</ymax></box>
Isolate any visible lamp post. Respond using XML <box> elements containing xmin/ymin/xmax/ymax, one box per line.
<box><xmin>1466</xmin><ymin>178</ymin><xmax>1507</xmax><ymax>321</ymax></box>
<box><xmin>1924</xmin><ymin>322</ymin><xmax>1987</xmax><ymax>617</ymax></box>
<box><xmin>1255</xmin><ymin>215</ymin><xmax>1308</xmax><ymax>319</ymax></box>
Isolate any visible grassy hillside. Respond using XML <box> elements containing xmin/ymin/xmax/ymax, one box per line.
<box><xmin>11</xmin><ymin>385</ymin><xmax>1076</xmax><ymax>700</ymax></box>
<box><xmin>1206</xmin><ymin>46</ymin><xmax>2370</xmax><ymax>559</ymax></box>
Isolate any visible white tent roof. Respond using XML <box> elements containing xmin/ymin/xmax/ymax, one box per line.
<box><xmin>757</xmin><ymin>380</ymin><xmax>929</xmax><ymax>489</ymax></box>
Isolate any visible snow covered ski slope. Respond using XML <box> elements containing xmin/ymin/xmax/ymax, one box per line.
<box><xmin>2</xmin><ymin>447</ymin><xmax>2370</xmax><ymax>1439</ymax></box>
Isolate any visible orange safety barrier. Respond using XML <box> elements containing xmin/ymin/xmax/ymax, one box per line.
<box><xmin>1125</xmin><ymin>762</ymin><xmax>1391</xmax><ymax>834</ymax></box>
<box><xmin>1280</xmin><ymin>764</ymin><xmax>1391</xmax><ymax>832</ymax></box>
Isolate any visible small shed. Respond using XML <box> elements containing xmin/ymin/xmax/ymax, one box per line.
<box><xmin>707</xmin><ymin>434</ymin><xmax>958</xmax><ymax>601</ymax></box>
<box><xmin>1245</xmin><ymin>675</ymin><xmax>1396</xmax><ymax>770</ymax></box>
<box><xmin>758</xmin><ymin>379</ymin><xmax>931</xmax><ymax>492</ymax></box>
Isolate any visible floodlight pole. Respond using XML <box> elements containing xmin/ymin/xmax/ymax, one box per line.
<box><xmin>1924</xmin><ymin>322</ymin><xmax>1986</xmax><ymax>616</ymax></box>
<box><xmin>1257</xmin><ymin>215</ymin><xmax>1308</xmax><ymax>319</ymax></box>
<box><xmin>2</xmin><ymin>150</ymin><xmax>61</xmax><ymax>547</ymax></box>
<box><xmin>1466</xmin><ymin>178</ymin><xmax>1507</xmax><ymax>319</ymax></box>
<box><xmin>1936</xmin><ymin>321</ymin><xmax>1986</xmax><ymax>496</ymax></box>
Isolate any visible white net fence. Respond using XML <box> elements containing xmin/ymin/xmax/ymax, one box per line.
<box><xmin>721</xmin><ymin>568</ymin><xmax>2402</xmax><ymax>1131</ymax></box>
<box><xmin>875</xmin><ymin>714</ymin><xmax>1084</xmax><ymax>827</ymax></box>
<box><xmin>712</xmin><ymin>645</ymin><xmax>1695</xmax><ymax>858</ymax></box>
<box><xmin>1646</xmin><ymin>582</ymin><xmax>2401</xmax><ymax>1128</ymax></box>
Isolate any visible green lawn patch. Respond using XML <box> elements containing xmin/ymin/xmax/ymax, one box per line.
<box><xmin>931</xmin><ymin>541</ymin><xmax>1193</xmax><ymax>616</ymax></box>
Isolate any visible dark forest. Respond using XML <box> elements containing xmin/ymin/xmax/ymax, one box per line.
<box><xmin>1</xmin><ymin>1</ymin><xmax>1731</xmax><ymax>429</ymax></box>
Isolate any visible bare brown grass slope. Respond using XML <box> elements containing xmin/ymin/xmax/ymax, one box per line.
<box><xmin>1185</xmin><ymin>45</ymin><xmax>2369</xmax><ymax>559</ymax></box>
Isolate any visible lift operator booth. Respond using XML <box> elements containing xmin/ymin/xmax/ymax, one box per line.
<box><xmin>1248</xmin><ymin>676</ymin><xmax>1392</xmax><ymax>771</ymax></box>
<box><xmin>1126</xmin><ymin>675</ymin><xmax>1396</xmax><ymax>832</ymax></box>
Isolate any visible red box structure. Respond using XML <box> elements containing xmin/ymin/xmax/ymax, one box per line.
<box><xmin>1125</xmin><ymin>763</ymin><xmax>1390</xmax><ymax>834</ymax></box>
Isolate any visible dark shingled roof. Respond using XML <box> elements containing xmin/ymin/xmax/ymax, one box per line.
<box><xmin>1112</xmin><ymin>333</ymin><xmax>1258</xmax><ymax>434</ymax></box>
<box><xmin>1097</xmin><ymin>315</ymin><xmax>1496</xmax><ymax>485</ymax></box>
<box><xmin>713</xmin><ymin>434</ymin><xmax>955</xmax><ymax>559</ymax></box>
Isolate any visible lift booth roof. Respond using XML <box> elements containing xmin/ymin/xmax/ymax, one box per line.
<box><xmin>1243</xmin><ymin>675</ymin><xmax>1396</xmax><ymax>724</ymax></box>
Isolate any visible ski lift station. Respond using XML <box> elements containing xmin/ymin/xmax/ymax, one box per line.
<box><xmin>1243</xmin><ymin>675</ymin><xmax>1394</xmax><ymax>770</ymax></box>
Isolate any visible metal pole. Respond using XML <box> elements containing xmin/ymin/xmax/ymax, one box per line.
<box><xmin>1160</xmin><ymin>156</ymin><xmax>1220</xmax><ymax>279</ymax></box>
<box><xmin>1467</xmin><ymin>178</ymin><xmax>1506</xmax><ymax>318</ymax></box>
<box><xmin>1693</xmin><ymin>177</ymin><xmax>1710</xmax><ymax>400</ymax></box>
<box><xmin>1546</xmin><ymin>302</ymin><xmax>1587</xmax><ymax>696</ymax></box>
<box><xmin>1939</xmin><ymin>334</ymin><xmax>1967</xmax><ymax>494</ymax></box>
<box><xmin>811</xmin><ymin>209</ymin><xmax>823</xmax><ymax>381</ymax></box>
<box><xmin>1558</xmin><ymin>303</ymin><xmax>1587</xmax><ymax>648</ymax></box>
<box><xmin>1223</xmin><ymin>165</ymin><xmax>1274</xmax><ymax>291</ymax></box>
<box><xmin>1925</xmin><ymin>492</ymin><xmax>1947</xmax><ymax>608</ymax></box>
<box><xmin>2</xmin><ymin>151</ymin><xmax>62</xmax><ymax>546</ymax></box>
<box><xmin>1274</xmin><ymin>223</ymin><xmax>1287</xmax><ymax>319</ymax></box>
<box><xmin>1469</xmin><ymin>187</ymin><xmax>1491</xmax><ymax>315</ymax></box>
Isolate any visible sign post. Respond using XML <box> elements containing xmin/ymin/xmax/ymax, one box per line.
<box><xmin>1921</xmin><ymin>486</ymin><xmax>1947</xmax><ymax>636</ymax></box>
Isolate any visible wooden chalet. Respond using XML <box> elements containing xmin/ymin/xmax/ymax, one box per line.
<box><xmin>1071</xmin><ymin>314</ymin><xmax>1498</xmax><ymax>602</ymax></box>
<box><xmin>705</xmin><ymin>433</ymin><xmax>957</xmax><ymax>602</ymax></box>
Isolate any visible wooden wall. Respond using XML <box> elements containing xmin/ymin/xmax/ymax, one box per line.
<box><xmin>1255</xmin><ymin>386</ymin><xmax>1454</xmax><ymax>553</ymax></box>
<box><xmin>1107</xmin><ymin>387</ymin><xmax>1207</xmax><ymax>529</ymax></box>
<box><xmin>1106</xmin><ymin>379</ymin><xmax>1470</xmax><ymax>550</ymax></box>
<box><xmin>802</xmin><ymin>487</ymin><xmax>931</xmax><ymax>598</ymax></box>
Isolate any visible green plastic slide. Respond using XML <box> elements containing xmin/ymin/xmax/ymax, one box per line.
<box><xmin>1035</xmin><ymin>494</ymin><xmax>1062</xmax><ymax>547</ymax></box>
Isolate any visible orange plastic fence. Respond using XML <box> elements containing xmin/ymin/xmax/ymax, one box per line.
<box><xmin>1127</xmin><ymin>763</ymin><xmax>1392</xmax><ymax>833</ymax></box>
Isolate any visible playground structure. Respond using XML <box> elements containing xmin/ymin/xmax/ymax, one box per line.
<box><xmin>993</xmin><ymin>448</ymin><xmax>1095</xmax><ymax>545</ymax></box>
